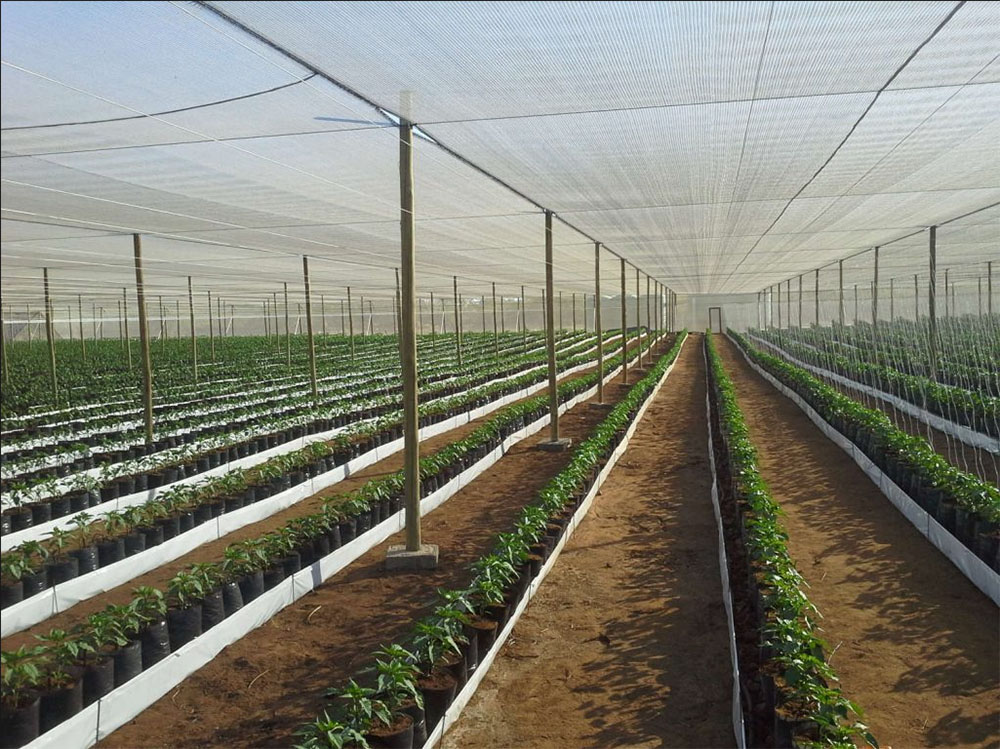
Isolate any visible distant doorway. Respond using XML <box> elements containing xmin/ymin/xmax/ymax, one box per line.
<box><xmin>708</xmin><ymin>307</ymin><xmax>722</xmax><ymax>333</ymax></box>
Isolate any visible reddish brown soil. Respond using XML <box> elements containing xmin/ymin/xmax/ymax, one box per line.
<box><xmin>716</xmin><ymin>335</ymin><xmax>1000</xmax><ymax>749</ymax></box>
<box><xmin>97</xmin><ymin>340</ymin><xmax>674</xmax><ymax>748</ymax></box>
<box><xmin>2</xmin><ymin>340</ymin><xmax>645</xmax><ymax>652</ymax></box>
<box><xmin>445</xmin><ymin>334</ymin><xmax>735</xmax><ymax>749</ymax></box>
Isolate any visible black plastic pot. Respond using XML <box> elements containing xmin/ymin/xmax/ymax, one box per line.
<box><xmin>1</xmin><ymin>579</ymin><xmax>25</xmax><ymax>609</ymax></box>
<box><xmin>0</xmin><ymin>696</ymin><xmax>40</xmax><ymax>748</ymax></box>
<box><xmin>69</xmin><ymin>545</ymin><xmax>100</xmax><ymax>575</ymax></box>
<box><xmin>100</xmin><ymin>484</ymin><xmax>120</xmax><ymax>503</ymax></box>
<box><xmin>338</xmin><ymin>518</ymin><xmax>357</xmax><ymax>544</ymax></box>
<box><xmin>263</xmin><ymin>565</ymin><xmax>286</xmax><ymax>590</ymax></box>
<box><xmin>10</xmin><ymin>508</ymin><xmax>34</xmax><ymax>532</ymax></box>
<box><xmin>30</xmin><ymin>501</ymin><xmax>53</xmax><ymax>526</ymax></box>
<box><xmin>97</xmin><ymin>538</ymin><xmax>126</xmax><ymax>567</ymax></box>
<box><xmin>278</xmin><ymin>552</ymin><xmax>302</xmax><ymax>578</ymax></box>
<box><xmin>178</xmin><ymin>511</ymin><xmax>195</xmax><ymax>533</ymax></box>
<box><xmin>39</xmin><ymin>676</ymin><xmax>83</xmax><ymax>733</ymax></box>
<box><xmin>141</xmin><ymin>524</ymin><xmax>164</xmax><ymax>548</ymax></box>
<box><xmin>21</xmin><ymin>569</ymin><xmax>48</xmax><ymax>597</ymax></box>
<box><xmin>167</xmin><ymin>605</ymin><xmax>203</xmax><ymax>650</ymax></box>
<box><xmin>367</xmin><ymin>714</ymin><xmax>414</xmax><ymax>749</ymax></box>
<box><xmin>238</xmin><ymin>569</ymin><xmax>265</xmax><ymax>602</ymax></box>
<box><xmin>221</xmin><ymin>581</ymin><xmax>244</xmax><ymax>617</ymax></box>
<box><xmin>82</xmin><ymin>655</ymin><xmax>115</xmax><ymax>706</ymax></box>
<box><xmin>223</xmin><ymin>495</ymin><xmax>244</xmax><ymax>514</ymax></box>
<box><xmin>69</xmin><ymin>492</ymin><xmax>90</xmax><ymax>513</ymax></box>
<box><xmin>124</xmin><ymin>531</ymin><xmax>146</xmax><ymax>557</ymax></box>
<box><xmin>194</xmin><ymin>503</ymin><xmax>213</xmax><ymax>525</ymax></box>
<box><xmin>401</xmin><ymin>700</ymin><xmax>427</xmax><ymax>746</ymax></box>
<box><xmin>113</xmin><ymin>639</ymin><xmax>143</xmax><ymax>686</ymax></box>
<box><xmin>418</xmin><ymin>670</ymin><xmax>457</xmax><ymax>735</ymax></box>
<box><xmin>46</xmin><ymin>556</ymin><xmax>79</xmax><ymax>586</ymax></box>
<box><xmin>200</xmin><ymin>588</ymin><xmax>226</xmax><ymax>630</ymax></box>
<box><xmin>140</xmin><ymin>620</ymin><xmax>171</xmax><ymax>669</ymax></box>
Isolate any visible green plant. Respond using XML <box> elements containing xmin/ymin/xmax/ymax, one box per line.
<box><xmin>0</xmin><ymin>645</ymin><xmax>46</xmax><ymax>708</ymax></box>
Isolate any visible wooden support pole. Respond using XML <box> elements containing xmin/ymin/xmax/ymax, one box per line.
<box><xmin>368</xmin><ymin>299</ymin><xmax>374</xmax><ymax>336</ymax></box>
<box><xmin>43</xmin><ymin>268</ymin><xmax>58</xmax><ymax>398</ymax></box>
<box><xmin>399</xmin><ymin>120</ymin><xmax>423</xmax><ymax>554</ymax></box>
<box><xmin>853</xmin><ymin>284</ymin><xmax>858</xmax><ymax>324</ymax></box>
<box><xmin>272</xmin><ymin>291</ymin><xmax>279</xmax><ymax>345</ymax></box>
<box><xmin>890</xmin><ymin>278</ymin><xmax>895</xmax><ymax>322</ymax></box>
<box><xmin>620</xmin><ymin>258</ymin><xmax>628</xmax><ymax>385</ymax></box>
<box><xmin>915</xmin><ymin>274</ymin><xmax>919</xmax><ymax>319</ymax></box>
<box><xmin>814</xmin><ymin>269</ymin><xmax>819</xmax><ymax>326</ymax></box>
<box><xmin>92</xmin><ymin>302</ymin><xmax>97</xmax><ymax>340</ymax></box>
<box><xmin>492</xmin><ymin>282</ymin><xmax>498</xmax><ymax>356</ymax></box>
<box><xmin>872</xmin><ymin>247</ymin><xmax>879</xmax><ymax>326</ymax></box>
<box><xmin>321</xmin><ymin>293</ymin><xmax>327</xmax><ymax>345</ymax></box>
<box><xmin>645</xmin><ymin>274</ymin><xmax>651</xmax><ymax>364</ymax></box>
<box><xmin>123</xmin><ymin>287</ymin><xmax>133</xmax><ymax>369</ymax></box>
<box><xmin>786</xmin><ymin>279</ymin><xmax>791</xmax><ymax>330</ymax></box>
<box><xmin>979</xmin><ymin>277</ymin><xmax>983</xmax><ymax>317</ymax></box>
<box><xmin>78</xmin><ymin>294</ymin><xmax>87</xmax><ymax>362</ymax></box>
<box><xmin>453</xmin><ymin>275</ymin><xmax>462</xmax><ymax>365</ymax></box>
<box><xmin>544</xmin><ymin>210</ymin><xmax>561</xmax><ymax>443</ymax></box>
<box><xmin>500</xmin><ymin>293</ymin><xmax>505</xmax><ymax>334</ymax></box>
<box><xmin>572</xmin><ymin>291</ymin><xmax>577</xmax><ymax>332</ymax></box>
<box><xmin>0</xmin><ymin>303</ymin><xmax>7</xmax><ymax>384</ymax></box>
<box><xmin>989</xmin><ymin>261</ymin><xmax>993</xmax><ymax>316</ymax></box>
<box><xmin>481</xmin><ymin>293</ymin><xmax>486</xmax><ymax>333</ymax></box>
<box><xmin>797</xmin><ymin>275</ymin><xmax>803</xmax><ymax>328</ymax></box>
<box><xmin>265</xmin><ymin>299</ymin><xmax>270</xmax><ymax>339</ymax></box>
<box><xmin>216</xmin><ymin>295</ymin><xmax>222</xmax><ymax>340</ymax></box>
<box><xmin>595</xmin><ymin>243</ymin><xmax>604</xmax><ymax>403</ymax></box>
<box><xmin>429</xmin><ymin>290</ymin><xmax>435</xmax><ymax>351</ymax></box>
<box><xmin>284</xmin><ymin>282</ymin><xmax>291</xmax><ymax>367</ymax></box>
<box><xmin>521</xmin><ymin>284</ymin><xmax>527</xmax><ymax>352</ymax></box>
<box><xmin>777</xmin><ymin>281</ymin><xmax>782</xmax><ymax>329</ymax></box>
<box><xmin>302</xmin><ymin>257</ymin><xmax>318</xmax><ymax>404</ymax></box>
<box><xmin>208</xmin><ymin>290</ymin><xmax>215</xmax><ymax>362</ymax></box>
<box><xmin>944</xmin><ymin>268</ymin><xmax>950</xmax><ymax>318</ymax></box>
<box><xmin>838</xmin><ymin>260</ymin><xmax>845</xmax><ymax>327</ymax></box>
<box><xmin>176</xmin><ymin>300</ymin><xmax>181</xmax><ymax>339</ymax></box>
<box><xmin>360</xmin><ymin>295</ymin><xmax>366</xmax><ymax>341</ymax></box>
<box><xmin>341</xmin><ymin>299</ymin><xmax>346</xmax><ymax>337</ymax></box>
<box><xmin>188</xmin><ymin>277</ymin><xmax>198</xmax><ymax>383</ymax></box>
<box><xmin>558</xmin><ymin>290</ymin><xmax>563</xmax><ymax>337</ymax></box>
<box><xmin>132</xmin><ymin>235</ymin><xmax>154</xmax><ymax>445</ymax></box>
<box><xmin>634</xmin><ymin>267</ymin><xmax>640</xmax><ymax>363</ymax></box>
<box><xmin>928</xmin><ymin>226</ymin><xmax>938</xmax><ymax>379</ymax></box>
<box><xmin>158</xmin><ymin>295</ymin><xmax>165</xmax><ymax>350</ymax></box>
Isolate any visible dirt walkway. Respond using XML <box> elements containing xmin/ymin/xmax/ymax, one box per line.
<box><xmin>99</xmin><ymin>340</ymin><xmax>675</xmax><ymax>748</ymax></box>
<box><xmin>445</xmin><ymin>334</ymin><xmax>734</xmax><ymax>749</ymax></box>
<box><xmin>716</xmin><ymin>335</ymin><xmax>999</xmax><ymax>749</ymax></box>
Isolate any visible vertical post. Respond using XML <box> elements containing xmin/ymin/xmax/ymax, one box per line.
<box><xmin>978</xmin><ymin>277</ymin><xmax>983</xmax><ymax>317</ymax></box>
<box><xmin>418</xmin><ymin>298</ymin><xmax>424</xmax><ymax>336</ymax></box>
<box><xmin>0</xmin><ymin>303</ymin><xmax>7</xmax><ymax>384</ymax></box>
<box><xmin>914</xmin><ymin>274</ymin><xmax>919</xmax><ymax>319</ymax></box>
<box><xmin>928</xmin><ymin>226</ymin><xmax>937</xmax><ymax>379</ymax></box>
<box><xmin>429</xmin><ymin>291</ymin><xmax>435</xmax><ymax>351</ymax></box>
<box><xmin>123</xmin><ymin>287</ymin><xmax>133</xmax><ymax>369</ymax></box>
<box><xmin>481</xmin><ymin>293</ymin><xmax>486</xmax><ymax>333</ymax></box>
<box><xmin>620</xmin><ymin>258</ymin><xmax>628</xmax><ymax>385</ymax></box>
<box><xmin>132</xmin><ymin>235</ymin><xmax>154</xmax><ymax>445</ymax></box>
<box><xmin>872</xmin><ymin>247</ymin><xmax>879</xmax><ymax>326</ymax></box>
<box><xmin>890</xmin><ymin>278</ymin><xmax>895</xmax><ymax>322</ymax></box>
<box><xmin>989</xmin><ymin>261</ymin><xmax>993</xmax><ymax>316</ymax></box>
<box><xmin>360</xmin><ymin>295</ymin><xmax>366</xmax><ymax>340</ymax></box>
<box><xmin>572</xmin><ymin>292</ymin><xmax>577</xmax><ymax>332</ymax></box>
<box><xmin>594</xmin><ymin>247</ymin><xmax>604</xmax><ymax>403</ymax></box>
<box><xmin>521</xmin><ymin>284</ymin><xmax>526</xmax><ymax>352</ymax></box>
<box><xmin>500</xmin><ymin>294</ymin><xmax>505</xmax><ymax>334</ymax></box>
<box><xmin>188</xmin><ymin>277</ymin><xmax>198</xmax><ymax>383</ymax></box>
<box><xmin>544</xmin><ymin>210</ymin><xmax>561</xmax><ymax>443</ymax></box>
<box><xmin>43</xmin><ymin>268</ymin><xmax>58</xmax><ymax>397</ymax></box>
<box><xmin>158</xmin><ymin>295</ymin><xmax>165</xmax><ymax>350</ymax></box>
<box><xmin>757</xmin><ymin>291</ymin><xmax>762</xmax><ymax>329</ymax></box>
<box><xmin>341</xmin><ymin>299</ymin><xmax>346</xmax><ymax>337</ymax></box>
<box><xmin>777</xmin><ymin>281</ymin><xmax>782</xmax><ymax>329</ymax></box>
<box><xmin>558</xmin><ymin>290</ymin><xmax>563</xmax><ymax>337</ymax></box>
<box><xmin>208</xmin><ymin>290</ymin><xmax>215</xmax><ymax>362</ymax></box>
<box><xmin>944</xmin><ymin>268</ymin><xmax>950</xmax><ymax>318</ymax></box>
<box><xmin>492</xmin><ymin>282</ymin><xmax>498</xmax><ymax>356</ymax></box>
<box><xmin>634</xmin><ymin>267</ymin><xmax>640</xmax><ymax>364</ymax></box>
<box><xmin>814</xmin><ymin>268</ymin><xmax>820</xmax><ymax>326</ymax></box>
<box><xmin>453</xmin><ymin>275</ymin><xmax>462</xmax><ymax>365</ymax></box>
<box><xmin>321</xmin><ymin>293</ymin><xmax>327</xmax><ymax>345</ymax></box>
<box><xmin>853</xmin><ymin>284</ymin><xmax>858</xmax><ymax>324</ymax></box>
<box><xmin>797</xmin><ymin>275</ymin><xmax>803</xmax><ymax>328</ymax></box>
<box><xmin>176</xmin><ymin>300</ymin><xmax>181</xmax><ymax>338</ymax></box>
<box><xmin>398</xmin><ymin>119</ymin><xmax>424</xmax><ymax>555</ymax></box>
<box><xmin>78</xmin><ymin>294</ymin><xmax>87</xmax><ymax>362</ymax></box>
<box><xmin>645</xmin><ymin>274</ymin><xmax>651</xmax><ymax>365</ymax></box>
<box><xmin>265</xmin><ymin>299</ymin><xmax>271</xmax><ymax>339</ymax></box>
<box><xmin>838</xmin><ymin>260</ymin><xmax>845</xmax><ymax>327</ymax></box>
<box><xmin>217</xmin><ymin>295</ymin><xmax>223</xmax><ymax>340</ymax></box>
<box><xmin>284</xmin><ymin>282</ymin><xmax>291</xmax><ymax>367</ymax></box>
<box><xmin>92</xmin><ymin>302</ymin><xmax>97</xmax><ymax>340</ymax></box>
<box><xmin>273</xmin><ymin>291</ymin><xmax>279</xmax><ymax>345</ymax></box>
<box><xmin>302</xmin><ymin>257</ymin><xmax>318</xmax><ymax>404</ymax></box>
<box><xmin>786</xmin><ymin>279</ymin><xmax>791</xmax><ymax>330</ymax></box>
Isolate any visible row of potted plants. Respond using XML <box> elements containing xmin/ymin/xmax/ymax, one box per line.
<box><xmin>294</xmin><ymin>333</ymin><xmax>686</xmax><ymax>748</ymax></box>
<box><xmin>0</xmin><ymin>332</ymin><xmax>666</xmax><ymax>746</ymax></box>
<box><xmin>730</xmin><ymin>330</ymin><xmax>1000</xmax><ymax>571</ymax></box>
<box><xmin>1</xmin><ymin>331</ymin><xmax>576</xmax><ymax>485</ymax></box>
<box><xmin>750</xmin><ymin>327</ymin><xmax>998</xmax><ymax>436</ymax></box>
<box><xmin>0</xmin><ymin>332</ymin><xmax>647</xmax><ymax>609</ymax></box>
<box><xmin>705</xmin><ymin>332</ymin><xmax>877</xmax><ymax>749</ymax></box>
<box><xmin>1</xmin><ymin>331</ymin><xmax>615</xmax><ymax>535</ymax></box>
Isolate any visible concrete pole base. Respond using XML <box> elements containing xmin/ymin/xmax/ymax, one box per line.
<box><xmin>538</xmin><ymin>437</ymin><xmax>573</xmax><ymax>452</ymax></box>
<box><xmin>386</xmin><ymin>543</ymin><xmax>439</xmax><ymax>571</ymax></box>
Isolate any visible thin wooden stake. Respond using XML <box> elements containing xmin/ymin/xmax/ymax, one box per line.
<box><xmin>620</xmin><ymin>258</ymin><xmax>627</xmax><ymax>385</ymax></box>
<box><xmin>133</xmin><ymin>236</ymin><xmax>154</xmax><ymax>445</ymax></box>
<box><xmin>303</xmin><ymin>257</ymin><xmax>318</xmax><ymax>404</ymax></box>
<box><xmin>43</xmin><ymin>269</ymin><xmax>58</xmax><ymax>397</ymax></box>
<box><xmin>595</xmin><ymin>242</ymin><xmax>604</xmax><ymax>404</ymax></box>
<box><xmin>188</xmin><ymin>277</ymin><xmax>198</xmax><ymax>383</ymax></box>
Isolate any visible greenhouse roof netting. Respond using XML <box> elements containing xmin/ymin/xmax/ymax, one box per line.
<box><xmin>2</xmin><ymin>0</ymin><xmax>998</xmax><ymax>306</ymax></box>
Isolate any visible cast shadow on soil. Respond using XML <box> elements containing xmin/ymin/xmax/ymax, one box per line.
<box><xmin>564</xmin><ymin>353</ymin><xmax>735</xmax><ymax>749</ymax></box>
<box><xmin>717</xmin><ymin>338</ymin><xmax>999</xmax><ymax>749</ymax></box>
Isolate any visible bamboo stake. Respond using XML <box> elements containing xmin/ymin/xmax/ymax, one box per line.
<box><xmin>133</xmin><ymin>235</ymin><xmax>154</xmax><ymax>445</ymax></box>
<box><xmin>303</xmin><ymin>257</ymin><xmax>318</xmax><ymax>404</ymax></box>
<box><xmin>44</xmin><ymin>269</ymin><xmax>58</xmax><ymax>397</ymax></box>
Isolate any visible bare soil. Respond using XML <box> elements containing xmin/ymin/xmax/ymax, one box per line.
<box><xmin>97</xmin><ymin>340</ymin><xmax>673</xmax><ymax>748</ymax></box>
<box><xmin>716</xmin><ymin>335</ymin><xmax>1000</xmax><ymax>749</ymax></box>
<box><xmin>445</xmin><ymin>334</ymin><xmax>734</xmax><ymax>749</ymax></box>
